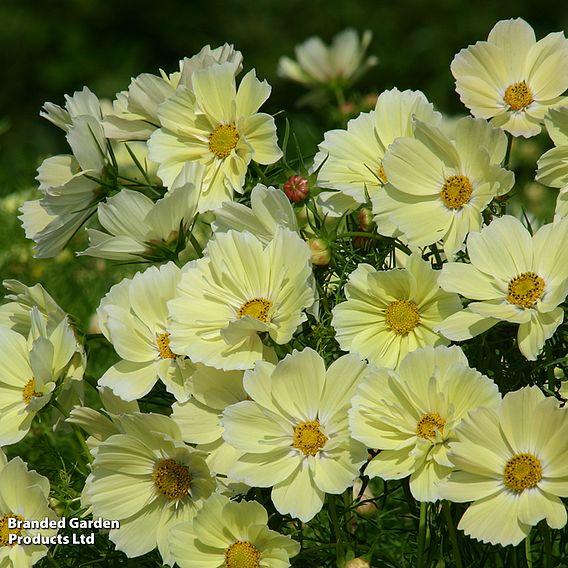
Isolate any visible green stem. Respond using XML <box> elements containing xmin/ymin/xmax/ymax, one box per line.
<box><xmin>504</xmin><ymin>132</ymin><xmax>514</xmax><ymax>170</ymax></box>
<box><xmin>189</xmin><ymin>232</ymin><xmax>204</xmax><ymax>258</ymax></box>
<box><xmin>46</xmin><ymin>552</ymin><xmax>60</xmax><ymax>568</ymax></box>
<box><xmin>443</xmin><ymin>501</ymin><xmax>463</xmax><ymax>568</ymax></box>
<box><xmin>542</xmin><ymin>523</ymin><xmax>552</xmax><ymax>568</ymax></box>
<box><xmin>336</xmin><ymin>231</ymin><xmax>382</xmax><ymax>241</ymax></box>
<box><xmin>253</xmin><ymin>163</ymin><xmax>270</xmax><ymax>185</ymax></box>
<box><xmin>51</xmin><ymin>399</ymin><xmax>94</xmax><ymax>465</ymax></box>
<box><xmin>525</xmin><ymin>533</ymin><xmax>533</xmax><ymax>568</ymax></box>
<box><xmin>417</xmin><ymin>501</ymin><xmax>428</xmax><ymax>568</ymax></box>
<box><xmin>328</xmin><ymin>495</ymin><xmax>345</xmax><ymax>567</ymax></box>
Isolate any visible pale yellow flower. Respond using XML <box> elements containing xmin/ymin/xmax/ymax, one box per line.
<box><xmin>223</xmin><ymin>348</ymin><xmax>368</xmax><ymax>522</ymax></box>
<box><xmin>332</xmin><ymin>253</ymin><xmax>462</xmax><ymax>368</ymax></box>
<box><xmin>437</xmin><ymin>215</ymin><xmax>568</xmax><ymax>360</ymax></box>
<box><xmin>439</xmin><ymin>387</ymin><xmax>568</xmax><ymax>546</ymax></box>
<box><xmin>278</xmin><ymin>29</ymin><xmax>377</xmax><ymax>87</ymax></box>
<box><xmin>350</xmin><ymin>346</ymin><xmax>501</xmax><ymax>502</ymax></box>
<box><xmin>148</xmin><ymin>63</ymin><xmax>282</xmax><ymax>211</ymax></box>
<box><xmin>169</xmin><ymin>494</ymin><xmax>299</xmax><ymax>568</ymax></box>
<box><xmin>168</xmin><ymin>228</ymin><xmax>315</xmax><ymax>371</ymax></box>
<box><xmin>451</xmin><ymin>18</ymin><xmax>568</xmax><ymax>137</ymax></box>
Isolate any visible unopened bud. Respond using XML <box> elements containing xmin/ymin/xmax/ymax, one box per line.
<box><xmin>283</xmin><ymin>175</ymin><xmax>309</xmax><ymax>203</ymax></box>
<box><xmin>358</xmin><ymin>207</ymin><xmax>374</xmax><ymax>232</ymax></box>
<box><xmin>344</xmin><ymin>558</ymin><xmax>370</xmax><ymax>568</ymax></box>
<box><xmin>308</xmin><ymin>238</ymin><xmax>331</xmax><ymax>266</ymax></box>
<box><xmin>352</xmin><ymin>478</ymin><xmax>378</xmax><ymax>516</ymax></box>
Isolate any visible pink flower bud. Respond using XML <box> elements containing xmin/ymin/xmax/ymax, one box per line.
<box><xmin>308</xmin><ymin>238</ymin><xmax>331</xmax><ymax>266</ymax></box>
<box><xmin>283</xmin><ymin>175</ymin><xmax>309</xmax><ymax>203</ymax></box>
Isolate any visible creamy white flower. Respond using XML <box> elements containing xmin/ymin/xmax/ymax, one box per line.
<box><xmin>104</xmin><ymin>44</ymin><xmax>243</xmax><ymax>140</ymax></box>
<box><xmin>312</xmin><ymin>88</ymin><xmax>441</xmax><ymax>221</ymax></box>
<box><xmin>278</xmin><ymin>29</ymin><xmax>377</xmax><ymax>87</ymax></box>
<box><xmin>373</xmin><ymin>117</ymin><xmax>514</xmax><ymax>258</ymax></box>
<box><xmin>439</xmin><ymin>387</ymin><xmax>568</xmax><ymax>546</ymax></box>
<box><xmin>437</xmin><ymin>215</ymin><xmax>568</xmax><ymax>360</ymax></box>
<box><xmin>148</xmin><ymin>62</ymin><xmax>282</xmax><ymax>211</ymax></box>
<box><xmin>0</xmin><ymin>309</ymin><xmax>80</xmax><ymax>445</ymax></box>
<box><xmin>212</xmin><ymin>183</ymin><xmax>299</xmax><ymax>244</ymax></box>
<box><xmin>97</xmin><ymin>262</ymin><xmax>195</xmax><ymax>401</ymax></box>
<box><xmin>223</xmin><ymin>349</ymin><xmax>369</xmax><ymax>522</ymax></box>
<box><xmin>80</xmin><ymin>164</ymin><xmax>202</xmax><ymax>261</ymax></box>
<box><xmin>84</xmin><ymin>413</ymin><xmax>215</xmax><ymax>564</ymax></box>
<box><xmin>451</xmin><ymin>18</ymin><xmax>568</xmax><ymax>137</ymax></box>
<box><xmin>350</xmin><ymin>346</ymin><xmax>501</xmax><ymax>502</ymax></box>
<box><xmin>332</xmin><ymin>253</ymin><xmax>462</xmax><ymax>368</ymax></box>
<box><xmin>168</xmin><ymin>228</ymin><xmax>316</xmax><ymax>371</ymax></box>
<box><xmin>0</xmin><ymin>458</ymin><xmax>59</xmax><ymax>567</ymax></box>
<box><xmin>170</xmin><ymin>494</ymin><xmax>299</xmax><ymax>568</ymax></box>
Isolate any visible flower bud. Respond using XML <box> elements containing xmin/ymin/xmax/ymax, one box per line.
<box><xmin>358</xmin><ymin>207</ymin><xmax>374</xmax><ymax>232</ymax></box>
<box><xmin>283</xmin><ymin>175</ymin><xmax>309</xmax><ymax>203</ymax></box>
<box><xmin>344</xmin><ymin>558</ymin><xmax>370</xmax><ymax>568</ymax></box>
<box><xmin>308</xmin><ymin>238</ymin><xmax>331</xmax><ymax>266</ymax></box>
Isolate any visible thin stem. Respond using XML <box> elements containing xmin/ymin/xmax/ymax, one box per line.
<box><xmin>328</xmin><ymin>495</ymin><xmax>345</xmax><ymax>567</ymax></box>
<box><xmin>417</xmin><ymin>501</ymin><xmax>428</xmax><ymax>568</ymax></box>
<box><xmin>504</xmin><ymin>132</ymin><xmax>514</xmax><ymax>170</ymax></box>
<box><xmin>443</xmin><ymin>501</ymin><xmax>463</xmax><ymax>568</ymax></box>
<box><xmin>46</xmin><ymin>552</ymin><xmax>60</xmax><ymax>568</ymax></box>
<box><xmin>189</xmin><ymin>232</ymin><xmax>204</xmax><ymax>258</ymax></box>
<box><xmin>525</xmin><ymin>533</ymin><xmax>533</xmax><ymax>568</ymax></box>
<box><xmin>51</xmin><ymin>399</ymin><xmax>94</xmax><ymax>465</ymax></box>
<box><xmin>542</xmin><ymin>522</ymin><xmax>552</xmax><ymax>568</ymax></box>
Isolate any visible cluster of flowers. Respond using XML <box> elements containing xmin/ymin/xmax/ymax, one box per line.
<box><xmin>2</xmin><ymin>18</ymin><xmax>568</xmax><ymax>568</ymax></box>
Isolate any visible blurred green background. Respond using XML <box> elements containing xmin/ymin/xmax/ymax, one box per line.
<box><xmin>1</xmin><ymin>0</ymin><xmax>567</xmax><ymax>326</ymax></box>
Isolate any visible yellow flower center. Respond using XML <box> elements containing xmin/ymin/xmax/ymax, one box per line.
<box><xmin>507</xmin><ymin>272</ymin><xmax>545</xmax><ymax>308</ymax></box>
<box><xmin>209</xmin><ymin>123</ymin><xmax>239</xmax><ymax>159</ymax></box>
<box><xmin>503</xmin><ymin>81</ymin><xmax>533</xmax><ymax>111</ymax></box>
<box><xmin>224</xmin><ymin>540</ymin><xmax>261</xmax><ymax>568</ymax></box>
<box><xmin>156</xmin><ymin>332</ymin><xmax>176</xmax><ymax>359</ymax></box>
<box><xmin>377</xmin><ymin>163</ymin><xmax>388</xmax><ymax>184</ymax></box>
<box><xmin>22</xmin><ymin>378</ymin><xmax>42</xmax><ymax>405</ymax></box>
<box><xmin>237</xmin><ymin>298</ymin><xmax>272</xmax><ymax>323</ymax></box>
<box><xmin>416</xmin><ymin>412</ymin><xmax>446</xmax><ymax>440</ymax></box>
<box><xmin>152</xmin><ymin>458</ymin><xmax>191</xmax><ymax>501</ymax></box>
<box><xmin>0</xmin><ymin>513</ymin><xmax>24</xmax><ymax>547</ymax></box>
<box><xmin>385</xmin><ymin>300</ymin><xmax>420</xmax><ymax>335</ymax></box>
<box><xmin>292</xmin><ymin>420</ymin><xmax>328</xmax><ymax>456</ymax></box>
<box><xmin>503</xmin><ymin>453</ymin><xmax>542</xmax><ymax>493</ymax></box>
<box><xmin>440</xmin><ymin>175</ymin><xmax>473</xmax><ymax>209</ymax></box>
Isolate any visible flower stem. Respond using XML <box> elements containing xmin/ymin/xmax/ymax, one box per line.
<box><xmin>542</xmin><ymin>522</ymin><xmax>552</xmax><ymax>568</ymax></box>
<box><xmin>443</xmin><ymin>501</ymin><xmax>463</xmax><ymax>568</ymax></box>
<box><xmin>504</xmin><ymin>132</ymin><xmax>514</xmax><ymax>170</ymax></box>
<box><xmin>525</xmin><ymin>533</ymin><xmax>533</xmax><ymax>568</ymax></box>
<box><xmin>417</xmin><ymin>501</ymin><xmax>428</xmax><ymax>568</ymax></box>
<box><xmin>328</xmin><ymin>494</ymin><xmax>345</xmax><ymax>567</ymax></box>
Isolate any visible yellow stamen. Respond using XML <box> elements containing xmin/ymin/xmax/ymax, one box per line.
<box><xmin>377</xmin><ymin>163</ymin><xmax>388</xmax><ymax>184</ymax></box>
<box><xmin>22</xmin><ymin>378</ymin><xmax>41</xmax><ymax>405</ymax></box>
<box><xmin>209</xmin><ymin>123</ymin><xmax>239</xmax><ymax>159</ymax></box>
<box><xmin>0</xmin><ymin>513</ymin><xmax>24</xmax><ymax>547</ymax></box>
<box><xmin>238</xmin><ymin>298</ymin><xmax>272</xmax><ymax>323</ymax></box>
<box><xmin>507</xmin><ymin>272</ymin><xmax>545</xmax><ymax>308</ymax></box>
<box><xmin>224</xmin><ymin>540</ymin><xmax>261</xmax><ymax>568</ymax></box>
<box><xmin>152</xmin><ymin>459</ymin><xmax>191</xmax><ymax>501</ymax></box>
<box><xmin>503</xmin><ymin>81</ymin><xmax>533</xmax><ymax>111</ymax></box>
<box><xmin>156</xmin><ymin>332</ymin><xmax>176</xmax><ymax>359</ymax></box>
<box><xmin>504</xmin><ymin>453</ymin><xmax>542</xmax><ymax>492</ymax></box>
<box><xmin>292</xmin><ymin>420</ymin><xmax>328</xmax><ymax>456</ymax></box>
<box><xmin>440</xmin><ymin>175</ymin><xmax>473</xmax><ymax>209</ymax></box>
<box><xmin>416</xmin><ymin>412</ymin><xmax>446</xmax><ymax>440</ymax></box>
<box><xmin>385</xmin><ymin>300</ymin><xmax>420</xmax><ymax>335</ymax></box>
